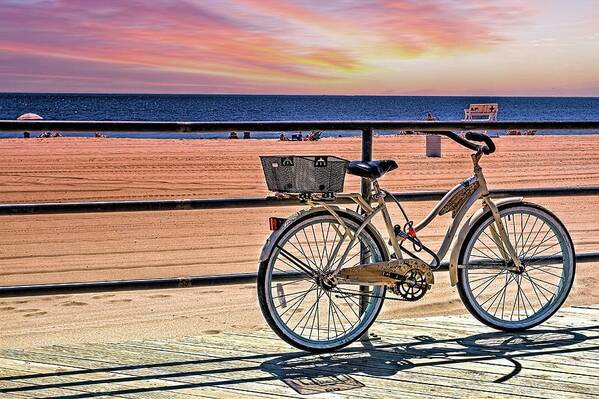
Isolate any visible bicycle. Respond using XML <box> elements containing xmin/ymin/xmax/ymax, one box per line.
<box><xmin>257</xmin><ymin>132</ymin><xmax>575</xmax><ymax>352</ymax></box>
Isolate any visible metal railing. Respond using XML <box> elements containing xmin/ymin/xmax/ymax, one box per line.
<box><xmin>1</xmin><ymin>120</ymin><xmax>598</xmax><ymax>133</ymax></box>
<box><xmin>1</xmin><ymin>119</ymin><xmax>598</xmax><ymax>297</ymax></box>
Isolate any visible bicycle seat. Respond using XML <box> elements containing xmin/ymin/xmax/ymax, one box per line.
<box><xmin>347</xmin><ymin>160</ymin><xmax>398</xmax><ymax>179</ymax></box>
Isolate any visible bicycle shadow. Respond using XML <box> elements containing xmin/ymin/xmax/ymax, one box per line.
<box><xmin>1</xmin><ymin>324</ymin><xmax>596</xmax><ymax>398</ymax></box>
<box><xmin>260</xmin><ymin>324</ymin><xmax>599</xmax><ymax>393</ymax></box>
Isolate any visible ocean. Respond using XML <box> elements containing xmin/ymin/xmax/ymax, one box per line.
<box><xmin>0</xmin><ymin>93</ymin><xmax>597</xmax><ymax>139</ymax></box>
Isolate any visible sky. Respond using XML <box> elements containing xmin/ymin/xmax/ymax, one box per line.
<box><xmin>0</xmin><ymin>0</ymin><xmax>597</xmax><ymax>95</ymax></box>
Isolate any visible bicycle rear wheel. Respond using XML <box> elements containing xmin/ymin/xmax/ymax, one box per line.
<box><xmin>458</xmin><ymin>203</ymin><xmax>575</xmax><ymax>331</ymax></box>
<box><xmin>257</xmin><ymin>210</ymin><xmax>387</xmax><ymax>352</ymax></box>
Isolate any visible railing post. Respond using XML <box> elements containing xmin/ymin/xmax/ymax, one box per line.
<box><xmin>360</xmin><ymin>128</ymin><xmax>373</xmax><ymax>340</ymax></box>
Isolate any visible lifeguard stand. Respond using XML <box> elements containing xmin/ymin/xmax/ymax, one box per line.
<box><xmin>463</xmin><ymin>103</ymin><xmax>499</xmax><ymax>137</ymax></box>
<box><xmin>464</xmin><ymin>103</ymin><xmax>499</xmax><ymax>121</ymax></box>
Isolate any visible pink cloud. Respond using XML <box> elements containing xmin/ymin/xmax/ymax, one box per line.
<box><xmin>0</xmin><ymin>0</ymin><xmax>592</xmax><ymax>94</ymax></box>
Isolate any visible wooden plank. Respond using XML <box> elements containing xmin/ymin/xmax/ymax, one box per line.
<box><xmin>0</xmin><ymin>360</ymin><xmax>216</xmax><ymax>399</ymax></box>
<box><xmin>123</xmin><ymin>341</ymin><xmax>497</xmax><ymax>399</ymax></box>
<box><xmin>181</xmin><ymin>333</ymin><xmax>599</xmax><ymax>398</ymax></box>
<box><xmin>129</xmin><ymin>334</ymin><xmax>595</xmax><ymax>399</ymax></box>
<box><xmin>26</xmin><ymin>341</ymin><xmax>445</xmax><ymax>399</ymax></box>
<box><xmin>0</xmin><ymin>353</ymin><xmax>293</xmax><ymax>399</ymax></box>
<box><xmin>572</xmin><ymin>304</ymin><xmax>599</xmax><ymax>310</ymax></box>
<box><xmin>224</xmin><ymin>326</ymin><xmax>599</xmax><ymax>372</ymax></box>
<box><xmin>2</xmin><ymin>305</ymin><xmax>598</xmax><ymax>398</ymax></box>
<box><xmin>218</xmin><ymin>324</ymin><xmax>597</xmax><ymax>390</ymax></box>
<box><xmin>115</xmin><ymin>340</ymin><xmax>454</xmax><ymax>399</ymax></box>
<box><xmin>237</xmin><ymin>329</ymin><xmax>599</xmax><ymax>377</ymax></box>
<box><xmin>0</xmin><ymin>344</ymin><xmax>358</xmax><ymax>399</ymax></box>
<box><xmin>371</xmin><ymin>324</ymin><xmax>599</xmax><ymax>364</ymax></box>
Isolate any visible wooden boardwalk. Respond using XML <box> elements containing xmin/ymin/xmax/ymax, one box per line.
<box><xmin>1</xmin><ymin>305</ymin><xmax>598</xmax><ymax>398</ymax></box>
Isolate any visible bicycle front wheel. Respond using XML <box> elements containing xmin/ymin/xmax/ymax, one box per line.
<box><xmin>458</xmin><ymin>203</ymin><xmax>575</xmax><ymax>331</ymax></box>
<box><xmin>257</xmin><ymin>210</ymin><xmax>387</xmax><ymax>352</ymax></box>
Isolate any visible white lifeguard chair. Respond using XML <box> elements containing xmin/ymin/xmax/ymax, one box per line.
<box><xmin>463</xmin><ymin>103</ymin><xmax>499</xmax><ymax>137</ymax></box>
<box><xmin>463</xmin><ymin>103</ymin><xmax>499</xmax><ymax>121</ymax></box>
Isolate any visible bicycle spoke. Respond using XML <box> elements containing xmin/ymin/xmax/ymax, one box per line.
<box><xmin>479</xmin><ymin>231</ymin><xmax>505</xmax><ymax>260</ymax></box>
<box><xmin>278</xmin><ymin>247</ymin><xmax>318</xmax><ymax>278</ymax></box>
<box><xmin>522</xmin><ymin>271</ymin><xmax>555</xmax><ymax>298</ymax></box>
<box><xmin>320</xmin><ymin>222</ymin><xmax>331</xmax><ymax>269</ymax></box>
<box><xmin>495</xmin><ymin>272</ymin><xmax>510</xmax><ymax>318</ymax></box>
<box><xmin>324</xmin><ymin>223</ymin><xmax>342</xmax><ymax>270</ymax></box>
<box><xmin>330</xmin><ymin>294</ymin><xmax>348</xmax><ymax>335</ymax></box>
<box><xmin>274</xmin><ymin>255</ymin><xmax>312</xmax><ymax>275</ymax></box>
<box><xmin>470</xmin><ymin>269</ymin><xmax>505</xmax><ymax>294</ymax></box>
<box><xmin>519</xmin><ymin>216</ymin><xmax>539</xmax><ymax>257</ymax></box>
<box><xmin>525</xmin><ymin>273</ymin><xmax>560</xmax><ymax>288</ymax></box>
<box><xmin>527</xmin><ymin>264</ymin><xmax>563</xmax><ymax>279</ymax></box>
<box><xmin>273</xmin><ymin>286</ymin><xmax>313</xmax><ymax>302</ymax></box>
<box><xmin>482</xmin><ymin>275</ymin><xmax>510</xmax><ymax>313</ymax></box>
<box><xmin>294</xmin><ymin>289</ymin><xmax>321</xmax><ymax>333</ymax></box>
<box><xmin>472</xmin><ymin>247</ymin><xmax>499</xmax><ymax>261</ymax></box>
<box><xmin>523</xmin><ymin>219</ymin><xmax>548</xmax><ymax>255</ymax></box>
<box><xmin>519</xmin><ymin>276</ymin><xmax>537</xmax><ymax>316</ymax></box>
<box><xmin>478</xmin><ymin>271</ymin><xmax>511</xmax><ymax>309</ymax></box>
<box><xmin>468</xmin><ymin>273</ymin><xmax>504</xmax><ymax>284</ymax></box>
<box><xmin>525</xmin><ymin>242</ymin><xmax>561</xmax><ymax>264</ymax></box>
<box><xmin>327</xmin><ymin>291</ymin><xmax>334</xmax><ymax>340</ymax></box>
<box><xmin>324</xmin><ymin>231</ymin><xmax>349</xmax><ymax>272</ymax></box>
<box><xmin>273</xmin><ymin>277</ymin><xmax>311</xmax><ymax>288</ymax></box>
<box><xmin>302</xmin><ymin>288</ymin><xmax>325</xmax><ymax>338</ymax></box>
<box><xmin>515</xmin><ymin>213</ymin><xmax>529</xmax><ymax>256</ymax></box>
<box><xmin>290</xmin><ymin>234</ymin><xmax>320</xmax><ymax>270</ymax></box>
<box><xmin>515</xmin><ymin>275</ymin><xmax>528</xmax><ymax>319</ymax></box>
<box><xmin>301</xmin><ymin>228</ymin><xmax>320</xmax><ymax>271</ymax></box>
<box><xmin>281</xmin><ymin>285</ymin><xmax>317</xmax><ymax>323</ymax></box>
<box><xmin>526</xmin><ymin>270</ymin><xmax>546</xmax><ymax>309</ymax></box>
<box><xmin>330</xmin><ymin>294</ymin><xmax>354</xmax><ymax>328</ymax></box>
<box><xmin>344</xmin><ymin>245</ymin><xmax>371</xmax><ymax>267</ymax></box>
<box><xmin>334</xmin><ymin>235</ymin><xmax>361</xmax><ymax>268</ymax></box>
<box><xmin>521</xmin><ymin>227</ymin><xmax>553</xmax><ymax>260</ymax></box>
<box><xmin>279</xmin><ymin>283</ymin><xmax>316</xmax><ymax>316</ymax></box>
<box><xmin>310</xmin><ymin>224</ymin><xmax>324</xmax><ymax>270</ymax></box>
<box><xmin>335</xmin><ymin>289</ymin><xmax>361</xmax><ymax>319</ymax></box>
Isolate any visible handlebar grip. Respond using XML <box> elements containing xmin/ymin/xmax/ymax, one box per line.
<box><xmin>465</xmin><ymin>132</ymin><xmax>496</xmax><ymax>154</ymax></box>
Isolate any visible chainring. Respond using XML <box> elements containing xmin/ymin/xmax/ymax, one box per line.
<box><xmin>391</xmin><ymin>268</ymin><xmax>429</xmax><ymax>301</ymax></box>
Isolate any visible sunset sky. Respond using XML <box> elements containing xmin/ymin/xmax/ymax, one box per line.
<box><xmin>0</xmin><ymin>0</ymin><xmax>597</xmax><ymax>95</ymax></box>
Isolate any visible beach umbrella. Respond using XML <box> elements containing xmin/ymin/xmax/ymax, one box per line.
<box><xmin>17</xmin><ymin>113</ymin><xmax>43</xmax><ymax>120</ymax></box>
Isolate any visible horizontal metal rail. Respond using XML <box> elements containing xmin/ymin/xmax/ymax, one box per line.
<box><xmin>1</xmin><ymin>186</ymin><xmax>599</xmax><ymax>215</ymax></box>
<box><xmin>1</xmin><ymin>119</ymin><xmax>598</xmax><ymax>298</ymax></box>
<box><xmin>1</xmin><ymin>120</ymin><xmax>599</xmax><ymax>133</ymax></box>
<box><xmin>2</xmin><ymin>252</ymin><xmax>597</xmax><ymax>298</ymax></box>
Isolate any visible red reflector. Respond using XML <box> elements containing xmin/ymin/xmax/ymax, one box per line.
<box><xmin>269</xmin><ymin>217</ymin><xmax>285</xmax><ymax>231</ymax></box>
<box><xmin>408</xmin><ymin>226</ymin><xmax>417</xmax><ymax>238</ymax></box>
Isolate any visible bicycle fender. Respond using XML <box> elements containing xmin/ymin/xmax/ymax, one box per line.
<box><xmin>259</xmin><ymin>206</ymin><xmax>387</xmax><ymax>263</ymax></box>
<box><xmin>448</xmin><ymin>197</ymin><xmax>524</xmax><ymax>286</ymax></box>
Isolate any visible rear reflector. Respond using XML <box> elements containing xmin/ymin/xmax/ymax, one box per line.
<box><xmin>269</xmin><ymin>217</ymin><xmax>286</xmax><ymax>231</ymax></box>
<box><xmin>276</xmin><ymin>283</ymin><xmax>287</xmax><ymax>308</ymax></box>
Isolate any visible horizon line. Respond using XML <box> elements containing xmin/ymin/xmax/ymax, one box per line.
<box><xmin>1</xmin><ymin>91</ymin><xmax>598</xmax><ymax>99</ymax></box>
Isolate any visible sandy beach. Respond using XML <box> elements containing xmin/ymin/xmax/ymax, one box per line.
<box><xmin>1</xmin><ymin>135</ymin><xmax>598</xmax><ymax>348</ymax></box>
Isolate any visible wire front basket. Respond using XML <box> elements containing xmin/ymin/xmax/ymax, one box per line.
<box><xmin>261</xmin><ymin>155</ymin><xmax>349</xmax><ymax>194</ymax></box>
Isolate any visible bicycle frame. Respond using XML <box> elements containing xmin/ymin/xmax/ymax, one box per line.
<box><xmin>306</xmin><ymin>151</ymin><xmax>523</xmax><ymax>286</ymax></box>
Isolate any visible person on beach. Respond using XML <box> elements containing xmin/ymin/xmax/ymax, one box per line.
<box><xmin>425</xmin><ymin>112</ymin><xmax>437</xmax><ymax>121</ymax></box>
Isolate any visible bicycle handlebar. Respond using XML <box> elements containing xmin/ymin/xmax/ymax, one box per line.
<box><xmin>437</xmin><ymin>131</ymin><xmax>496</xmax><ymax>155</ymax></box>
<box><xmin>465</xmin><ymin>132</ymin><xmax>496</xmax><ymax>154</ymax></box>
